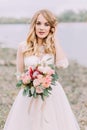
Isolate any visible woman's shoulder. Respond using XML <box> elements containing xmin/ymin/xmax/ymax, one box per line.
<box><xmin>18</xmin><ymin>41</ymin><xmax>27</xmax><ymax>48</ymax></box>
<box><xmin>18</xmin><ymin>41</ymin><xmax>27</xmax><ymax>52</ymax></box>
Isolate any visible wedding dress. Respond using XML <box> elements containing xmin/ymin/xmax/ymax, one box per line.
<box><xmin>3</xmin><ymin>53</ymin><xmax>80</xmax><ymax>130</ymax></box>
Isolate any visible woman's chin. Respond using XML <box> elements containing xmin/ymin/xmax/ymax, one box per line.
<box><xmin>37</xmin><ymin>35</ymin><xmax>47</xmax><ymax>39</ymax></box>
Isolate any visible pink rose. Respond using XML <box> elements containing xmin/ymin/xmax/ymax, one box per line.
<box><xmin>36</xmin><ymin>87</ymin><xmax>43</xmax><ymax>93</ymax></box>
<box><xmin>22</xmin><ymin>75</ymin><xmax>30</xmax><ymax>84</ymax></box>
<box><xmin>37</xmin><ymin>74</ymin><xmax>43</xmax><ymax>82</ymax></box>
<box><xmin>33</xmin><ymin>79</ymin><xmax>40</xmax><ymax>87</ymax></box>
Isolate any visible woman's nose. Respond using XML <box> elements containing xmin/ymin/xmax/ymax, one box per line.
<box><xmin>39</xmin><ymin>24</ymin><xmax>44</xmax><ymax>29</ymax></box>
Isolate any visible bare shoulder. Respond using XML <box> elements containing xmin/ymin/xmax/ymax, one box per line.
<box><xmin>17</xmin><ymin>41</ymin><xmax>27</xmax><ymax>52</ymax></box>
<box><xmin>18</xmin><ymin>41</ymin><xmax>27</xmax><ymax>48</ymax></box>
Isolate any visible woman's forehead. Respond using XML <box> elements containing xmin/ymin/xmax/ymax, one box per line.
<box><xmin>36</xmin><ymin>14</ymin><xmax>48</xmax><ymax>23</ymax></box>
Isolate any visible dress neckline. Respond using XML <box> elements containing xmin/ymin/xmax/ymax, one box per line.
<box><xmin>24</xmin><ymin>53</ymin><xmax>54</xmax><ymax>60</ymax></box>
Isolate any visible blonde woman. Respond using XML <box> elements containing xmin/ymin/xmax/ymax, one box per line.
<box><xmin>3</xmin><ymin>9</ymin><xmax>80</xmax><ymax>130</ymax></box>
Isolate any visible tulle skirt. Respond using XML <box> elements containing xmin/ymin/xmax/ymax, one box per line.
<box><xmin>3</xmin><ymin>81</ymin><xmax>80</xmax><ymax>130</ymax></box>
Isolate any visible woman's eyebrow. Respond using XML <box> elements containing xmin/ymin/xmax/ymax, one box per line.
<box><xmin>36</xmin><ymin>20</ymin><xmax>49</xmax><ymax>24</ymax></box>
<box><xmin>36</xmin><ymin>20</ymin><xmax>41</xmax><ymax>22</ymax></box>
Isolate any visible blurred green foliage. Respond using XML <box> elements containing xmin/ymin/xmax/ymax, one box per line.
<box><xmin>0</xmin><ymin>10</ymin><xmax>87</xmax><ymax>24</ymax></box>
<box><xmin>57</xmin><ymin>10</ymin><xmax>87</xmax><ymax>22</ymax></box>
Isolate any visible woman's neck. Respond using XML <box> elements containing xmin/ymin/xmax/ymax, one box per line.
<box><xmin>37</xmin><ymin>38</ymin><xmax>43</xmax><ymax>46</ymax></box>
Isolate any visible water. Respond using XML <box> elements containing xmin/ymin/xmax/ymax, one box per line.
<box><xmin>0</xmin><ymin>23</ymin><xmax>87</xmax><ymax>66</ymax></box>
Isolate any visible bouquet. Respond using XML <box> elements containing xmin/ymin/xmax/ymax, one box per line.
<box><xmin>16</xmin><ymin>59</ymin><xmax>58</xmax><ymax>101</ymax></box>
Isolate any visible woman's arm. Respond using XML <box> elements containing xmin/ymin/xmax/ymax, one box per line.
<box><xmin>16</xmin><ymin>42</ymin><xmax>25</xmax><ymax>79</ymax></box>
<box><xmin>55</xmin><ymin>39</ymin><xmax>69</xmax><ymax>69</ymax></box>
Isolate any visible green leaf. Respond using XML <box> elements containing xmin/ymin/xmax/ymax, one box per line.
<box><xmin>47</xmin><ymin>91</ymin><xmax>52</xmax><ymax>95</ymax></box>
<box><xmin>23</xmin><ymin>88</ymin><xmax>27</xmax><ymax>96</ymax></box>
<box><xmin>47</xmin><ymin>58</ymin><xmax>52</xmax><ymax>61</ymax></box>
<box><xmin>48</xmin><ymin>64</ymin><xmax>54</xmax><ymax>69</ymax></box>
<box><xmin>23</xmin><ymin>87</ymin><xmax>30</xmax><ymax>96</ymax></box>
<box><xmin>41</xmin><ymin>94</ymin><xmax>45</xmax><ymax>101</ymax></box>
<box><xmin>31</xmin><ymin>87</ymin><xmax>35</xmax><ymax>95</ymax></box>
<box><xmin>33</xmin><ymin>91</ymin><xmax>38</xmax><ymax>98</ymax></box>
<box><xmin>28</xmin><ymin>89</ymin><xmax>32</xmax><ymax>97</ymax></box>
<box><xmin>16</xmin><ymin>80</ymin><xmax>22</xmax><ymax>87</ymax></box>
<box><xmin>53</xmin><ymin>73</ymin><xmax>58</xmax><ymax>81</ymax></box>
<box><xmin>51</xmin><ymin>83</ymin><xmax>55</xmax><ymax>86</ymax></box>
<box><xmin>43</xmin><ymin>89</ymin><xmax>49</xmax><ymax>96</ymax></box>
<box><xmin>48</xmin><ymin>87</ymin><xmax>52</xmax><ymax>91</ymax></box>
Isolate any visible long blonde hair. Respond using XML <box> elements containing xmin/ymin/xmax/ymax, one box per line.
<box><xmin>24</xmin><ymin>9</ymin><xmax>58</xmax><ymax>56</ymax></box>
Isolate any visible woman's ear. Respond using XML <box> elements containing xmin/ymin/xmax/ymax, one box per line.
<box><xmin>51</xmin><ymin>27</ymin><xmax>55</xmax><ymax>33</ymax></box>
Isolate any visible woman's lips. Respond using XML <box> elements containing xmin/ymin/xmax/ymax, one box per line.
<box><xmin>39</xmin><ymin>32</ymin><xmax>45</xmax><ymax>35</ymax></box>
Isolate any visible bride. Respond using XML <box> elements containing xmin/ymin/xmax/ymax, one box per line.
<box><xmin>3</xmin><ymin>9</ymin><xmax>80</xmax><ymax>130</ymax></box>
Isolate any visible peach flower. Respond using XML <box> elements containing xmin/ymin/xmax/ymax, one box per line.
<box><xmin>42</xmin><ymin>75</ymin><xmax>52</xmax><ymax>88</ymax></box>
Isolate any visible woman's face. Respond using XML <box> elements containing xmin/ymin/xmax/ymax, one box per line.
<box><xmin>35</xmin><ymin>14</ymin><xmax>51</xmax><ymax>40</ymax></box>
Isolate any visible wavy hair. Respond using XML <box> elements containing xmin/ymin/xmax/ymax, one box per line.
<box><xmin>24</xmin><ymin>9</ymin><xmax>58</xmax><ymax>56</ymax></box>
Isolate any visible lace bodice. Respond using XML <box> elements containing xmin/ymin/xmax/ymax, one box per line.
<box><xmin>24</xmin><ymin>54</ymin><xmax>54</xmax><ymax>69</ymax></box>
<box><xmin>16</xmin><ymin>54</ymin><xmax>69</xmax><ymax>80</ymax></box>
<box><xmin>24</xmin><ymin>54</ymin><xmax>69</xmax><ymax>69</ymax></box>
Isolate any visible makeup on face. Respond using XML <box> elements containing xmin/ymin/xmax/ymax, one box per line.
<box><xmin>35</xmin><ymin>14</ymin><xmax>51</xmax><ymax>39</ymax></box>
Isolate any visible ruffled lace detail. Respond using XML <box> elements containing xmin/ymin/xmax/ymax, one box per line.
<box><xmin>56</xmin><ymin>58</ymin><xmax>69</xmax><ymax>68</ymax></box>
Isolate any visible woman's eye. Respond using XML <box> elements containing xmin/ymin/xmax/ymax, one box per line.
<box><xmin>45</xmin><ymin>23</ymin><xmax>50</xmax><ymax>26</ymax></box>
<box><xmin>36</xmin><ymin>22</ymin><xmax>50</xmax><ymax>26</ymax></box>
<box><xmin>36</xmin><ymin>22</ymin><xmax>41</xmax><ymax>25</ymax></box>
